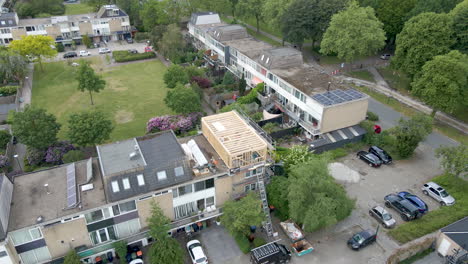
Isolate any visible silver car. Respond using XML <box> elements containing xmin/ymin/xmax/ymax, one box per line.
<box><xmin>369</xmin><ymin>205</ymin><xmax>396</xmax><ymax>228</ymax></box>
<box><xmin>422</xmin><ymin>182</ymin><xmax>455</xmax><ymax>206</ymax></box>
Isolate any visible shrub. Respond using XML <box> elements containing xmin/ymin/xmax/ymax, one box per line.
<box><xmin>0</xmin><ymin>155</ymin><xmax>9</xmax><ymax>168</ymax></box>
<box><xmin>26</xmin><ymin>147</ymin><xmax>45</xmax><ymax>166</ymax></box>
<box><xmin>366</xmin><ymin>111</ymin><xmax>379</xmax><ymax>121</ymax></box>
<box><xmin>252</xmin><ymin>237</ymin><xmax>267</xmax><ymax>248</ymax></box>
<box><xmin>44</xmin><ymin>141</ymin><xmax>75</xmax><ymax>165</ymax></box>
<box><xmin>113</xmin><ymin>241</ymin><xmax>128</xmax><ymax>263</ymax></box>
<box><xmin>191</xmin><ymin>76</ymin><xmax>211</xmax><ymax>88</ymax></box>
<box><xmin>62</xmin><ymin>150</ymin><xmax>85</xmax><ymax>164</ymax></box>
<box><xmin>112</xmin><ymin>51</ymin><xmax>156</xmax><ymax>63</ymax></box>
<box><xmin>0</xmin><ymin>86</ymin><xmax>19</xmax><ymax>96</ymax></box>
<box><xmin>222</xmin><ymin>71</ymin><xmax>236</xmax><ymax>85</ymax></box>
<box><xmin>237</xmin><ymin>83</ymin><xmax>263</xmax><ymax>104</ymax></box>
<box><xmin>250</xmin><ymin>112</ymin><xmax>263</xmax><ymax>122</ymax></box>
<box><xmin>233</xmin><ymin>232</ymin><xmax>251</xmax><ymax>254</ymax></box>
<box><xmin>56</xmin><ymin>42</ymin><xmax>65</xmax><ymax>52</ymax></box>
<box><xmin>0</xmin><ymin>130</ymin><xmax>11</xmax><ymax>148</ymax></box>
<box><xmin>146</xmin><ymin>113</ymin><xmax>202</xmax><ymax>134</ymax></box>
<box><xmin>134</xmin><ymin>32</ymin><xmax>150</xmax><ymax>41</ymax></box>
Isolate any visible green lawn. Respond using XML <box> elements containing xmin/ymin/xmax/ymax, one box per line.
<box><xmin>377</xmin><ymin>67</ymin><xmax>412</xmax><ymax>95</ymax></box>
<box><xmin>32</xmin><ymin>58</ymin><xmax>173</xmax><ymax>142</ymax></box>
<box><xmin>345</xmin><ymin>70</ymin><xmax>375</xmax><ymax>82</ymax></box>
<box><xmin>64</xmin><ymin>3</ymin><xmax>94</xmax><ymax>15</ymax></box>
<box><xmin>388</xmin><ymin>174</ymin><xmax>468</xmax><ymax>244</ymax></box>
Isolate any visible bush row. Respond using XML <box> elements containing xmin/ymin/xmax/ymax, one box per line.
<box><xmin>0</xmin><ymin>86</ymin><xmax>19</xmax><ymax>96</ymax></box>
<box><xmin>112</xmin><ymin>51</ymin><xmax>156</xmax><ymax>63</ymax></box>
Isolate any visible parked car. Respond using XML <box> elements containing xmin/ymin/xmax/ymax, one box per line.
<box><xmin>126</xmin><ymin>38</ymin><xmax>134</xmax><ymax>43</ymax></box>
<box><xmin>347</xmin><ymin>230</ymin><xmax>377</xmax><ymax>250</ymax></box>
<box><xmin>369</xmin><ymin>205</ymin><xmax>396</xmax><ymax>228</ymax></box>
<box><xmin>384</xmin><ymin>194</ymin><xmax>421</xmax><ymax>221</ymax></box>
<box><xmin>251</xmin><ymin>242</ymin><xmax>291</xmax><ymax>264</ymax></box>
<box><xmin>128</xmin><ymin>49</ymin><xmax>138</xmax><ymax>54</ymax></box>
<box><xmin>98</xmin><ymin>48</ymin><xmax>111</xmax><ymax>54</ymax></box>
<box><xmin>63</xmin><ymin>52</ymin><xmax>77</xmax><ymax>58</ymax></box>
<box><xmin>369</xmin><ymin>146</ymin><xmax>392</xmax><ymax>164</ymax></box>
<box><xmin>422</xmin><ymin>182</ymin><xmax>455</xmax><ymax>206</ymax></box>
<box><xmin>93</xmin><ymin>42</ymin><xmax>100</xmax><ymax>48</ymax></box>
<box><xmin>380</xmin><ymin>54</ymin><xmax>391</xmax><ymax>60</ymax></box>
<box><xmin>129</xmin><ymin>260</ymin><xmax>143</xmax><ymax>264</ymax></box>
<box><xmin>79</xmin><ymin>50</ymin><xmax>91</xmax><ymax>57</ymax></box>
<box><xmin>356</xmin><ymin>151</ymin><xmax>382</xmax><ymax>167</ymax></box>
<box><xmin>187</xmin><ymin>240</ymin><xmax>208</xmax><ymax>264</ymax></box>
<box><xmin>398</xmin><ymin>191</ymin><xmax>428</xmax><ymax>214</ymax></box>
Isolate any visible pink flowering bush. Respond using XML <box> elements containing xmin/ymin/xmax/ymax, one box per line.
<box><xmin>191</xmin><ymin>76</ymin><xmax>212</xmax><ymax>88</ymax></box>
<box><xmin>147</xmin><ymin>112</ymin><xmax>201</xmax><ymax>134</ymax></box>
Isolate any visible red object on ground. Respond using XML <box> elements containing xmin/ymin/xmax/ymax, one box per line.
<box><xmin>374</xmin><ymin>125</ymin><xmax>382</xmax><ymax>134</ymax></box>
<box><xmin>137</xmin><ymin>251</ymin><xmax>143</xmax><ymax>257</ymax></box>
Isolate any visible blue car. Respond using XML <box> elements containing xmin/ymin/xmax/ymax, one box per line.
<box><xmin>398</xmin><ymin>191</ymin><xmax>428</xmax><ymax>214</ymax></box>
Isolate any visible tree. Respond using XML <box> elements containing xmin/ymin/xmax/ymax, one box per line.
<box><xmin>113</xmin><ymin>240</ymin><xmax>128</xmax><ymax>263</ymax></box>
<box><xmin>407</xmin><ymin>0</ymin><xmax>462</xmax><ymax>18</ymax></box>
<box><xmin>391</xmin><ymin>114</ymin><xmax>433</xmax><ymax>158</ymax></box>
<box><xmin>236</xmin><ymin>0</ymin><xmax>265</xmax><ymax>33</ymax></box>
<box><xmin>67</xmin><ymin>110</ymin><xmax>114</xmax><ymax>146</ymax></box>
<box><xmin>451</xmin><ymin>0</ymin><xmax>468</xmax><ymax>53</ymax></box>
<box><xmin>0</xmin><ymin>130</ymin><xmax>10</xmax><ymax>148</ymax></box>
<box><xmin>281</xmin><ymin>0</ymin><xmax>314</xmax><ymax>49</ymax></box>
<box><xmin>63</xmin><ymin>250</ymin><xmax>81</xmax><ymax>264</ymax></box>
<box><xmin>263</xmin><ymin>0</ymin><xmax>293</xmax><ymax>33</ymax></box>
<box><xmin>15</xmin><ymin>0</ymin><xmax>65</xmax><ymax>17</ymax></box>
<box><xmin>164</xmin><ymin>84</ymin><xmax>202</xmax><ymax>114</ymax></box>
<box><xmin>158</xmin><ymin>24</ymin><xmax>186</xmax><ymax>63</ymax></box>
<box><xmin>288</xmin><ymin>157</ymin><xmax>354</xmax><ymax>232</ymax></box>
<box><xmin>282</xmin><ymin>145</ymin><xmax>312</xmax><ymax>172</ymax></box>
<box><xmin>392</xmin><ymin>13</ymin><xmax>455</xmax><ymax>77</ymax></box>
<box><xmin>320</xmin><ymin>1</ymin><xmax>386</xmax><ymax>62</ymax></box>
<box><xmin>184</xmin><ymin>65</ymin><xmax>205</xmax><ymax>80</ymax></box>
<box><xmin>140</xmin><ymin>0</ymin><xmax>169</xmax><ymax>31</ymax></box>
<box><xmin>411</xmin><ymin>51</ymin><xmax>468</xmax><ymax>116</ymax></box>
<box><xmin>238</xmin><ymin>73</ymin><xmax>247</xmax><ymax>95</ymax></box>
<box><xmin>163</xmin><ymin>64</ymin><xmax>189</xmax><ymax>88</ymax></box>
<box><xmin>222</xmin><ymin>71</ymin><xmax>236</xmax><ymax>85</ymax></box>
<box><xmin>76</xmin><ymin>62</ymin><xmax>106</xmax><ymax>105</ymax></box>
<box><xmin>82</xmin><ymin>35</ymin><xmax>92</xmax><ymax>49</ymax></box>
<box><xmin>266</xmin><ymin>175</ymin><xmax>290</xmax><ymax>220</ymax></box>
<box><xmin>116</xmin><ymin>0</ymin><xmax>144</xmax><ymax>29</ymax></box>
<box><xmin>375</xmin><ymin>0</ymin><xmax>416</xmax><ymax>44</ymax></box>
<box><xmin>82</xmin><ymin>0</ymin><xmax>111</xmax><ymax>11</ymax></box>
<box><xmin>149</xmin><ymin>25</ymin><xmax>167</xmax><ymax>50</ymax></box>
<box><xmin>220</xmin><ymin>192</ymin><xmax>265</xmax><ymax>236</ymax></box>
<box><xmin>11</xmin><ymin>106</ymin><xmax>61</xmax><ymax>149</ymax></box>
<box><xmin>147</xmin><ymin>202</ymin><xmax>184</xmax><ymax>264</ymax></box>
<box><xmin>0</xmin><ymin>50</ymin><xmax>28</xmax><ymax>84</ymax></box>
<box><xmin>435</xmin><ymin>145</ymin><xmax>468</xmax><ymax>178</ymax></box>
<box><xmin>9</xmin><ymin>35</ymin><xmax>57</xmax><ymax>72</ymax></box>
<box><xmin>62</xmin><ymin>150</ymin><xmax>85</xmax><ymax>164</ymax></box>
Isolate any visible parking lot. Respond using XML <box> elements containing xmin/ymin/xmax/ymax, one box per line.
<box><xmin>51</xmin><ymin>41</ymin><xmax>149</xmax><ymax>61</ymax></box>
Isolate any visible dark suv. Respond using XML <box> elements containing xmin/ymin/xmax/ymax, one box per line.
<box><xmin>384</xmin><ymin>194</ymin><xmax>421</xmax><ymax>221</ymax></box>
<box><xmin>357</xmin><ymin>151</ymin><xmax>382</xmax><ymax>167</ymax></box>
<box><xmin>63</xmin><ymin>51</ymin><xmax>77</xmax><ymax>58</ymax></box>
<box><xmin>369</xmin><ymin>146</ymin><xmax>392</xmax><ymax>164</ymax></box>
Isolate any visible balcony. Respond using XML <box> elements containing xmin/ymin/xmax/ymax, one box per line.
<box><xmin>170</xmin><ymin>207</ymin><xmax>223</xmax><ymax>230</ymax></box>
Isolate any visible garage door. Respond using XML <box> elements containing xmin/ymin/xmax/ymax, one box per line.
<box><xmin>438</xmin><ymin>238</ymin><xmax>451</xmax><ymax>256</ymax></box>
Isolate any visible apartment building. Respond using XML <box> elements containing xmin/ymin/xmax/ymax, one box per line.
<box><xmin>188</xmin><ymin>12</ymin><xmax>369</xmax><ymax>148</ymax></box>
<box><xmin>0</xmin><ymin>111</ymin><xmax>271</xmax><ymax>264</ymax></box>
<box><xmin>0</xmin><ymin>5</ymin><xmax>131</xmax><ymax>46</ymax></box>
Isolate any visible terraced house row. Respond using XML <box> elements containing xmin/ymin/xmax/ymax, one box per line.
<box><xmin>188</xmin><ymin>12</ymin><xmax>369</xmax><ymax>151</ymax></box>
<box><xmin>0</xmin><ymin>111</ymin><xmax>273</xmax><ymax>264</ymax></box>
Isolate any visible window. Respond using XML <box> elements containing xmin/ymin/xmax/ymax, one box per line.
<box><xmin>10</xmin><ymin>227</ymin><xmax>43</xmax><ymax>246</ymax></box>
<box><xmin>0</xmin><ymin>28</ymin><xmax>10</xmax><ymax>34</ymax></box>
<box><xmin>194</xmin><ymin>181</ymin><xmax>205</xmax><ymax>192</ymax></box>
<box><xmin>174</xmin><ymin>166</ymin><xmax>184</xmax><ymax>177</ymax></box>
<box><xmin>119</xmin><ymin>200</ymin><xmax>137</xmax><ymax>213</ymax></box>
<box><xmin>0</xmin><ymin>251</ymin><xmax>7</xmax><ymax>257</ymax></box>
<box><xmin>205</xmin><ymin>178</ymin><xmax>214</xmax><ymax>189</ymax></box>
<box><xmin>137</xmin><ymin>174</ymin><xmax>145</xmax><ymax>186</ymax></box>
<box><xmin>174</xmin><ymin>202</ymin><xmax>197</xmax><ymax>219</ymax></box>
<box><xmin>206</xmin><ymin>197</ymin><xmax>215</xmax><ymax>206</ymax></box>
<box><xmin>85</xmin><ymin>209</ymin><xmax>103</xmax><ymax>223</ymax></box>
<box><xmin>115</xmin><ymin>219</ymin><xmax>140</xmax><ymax>238</ymax></box>
<box><xmin>8</xmin><ymin>20</ymin><xmax>13</xmax><ymax>25</ymax></box>
<box><xmin>178</xmin><ymin>184</ymin><xmax>192</xmax><ymax>196</ymax></box>
<box><xmin>157</xmin><ymin>170</ymin><xmax>167</xmax><ymax>181</ymax></box>
<box><xmin>244</xmin><ymin>183</ymin><xmax>257</xmax><ymax>192</ymax></box>
<box><xmin>19</xmin><ymin>246</ymin><xmax>51</xmax><ymax>264</ymax></box>
<box><xmin>0</xmin><ymin>21</ymin><xmax>5</xmax><ymax>25</ymax></box>
<box><xmin>103</xmin><ymin>207</ymin><xmax>111</xmax><ymax>218</ymax></box>
<box><xmin>111</xmin><ymin>181</ymin><xmax>120</xmax><ymax>193</ymax></box>
<box><xmin>122</xmin><ymin>178</ymin><xmax>130</xmax><ymax>190</ymax></box>
<box><xmin>245</xmin><ymin>167</ymin><xmax>263</xmax><ymax>178</ymax></box>
<box><xmin>90</xmin><ymin>226</ymin><xmax>116</xmax><ymax>245</ymax></box>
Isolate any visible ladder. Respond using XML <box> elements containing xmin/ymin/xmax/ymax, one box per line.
<box><xmin>257</xmin><ymin>171</ymin><xmax>273</xmax><ymax>237</ymax></box>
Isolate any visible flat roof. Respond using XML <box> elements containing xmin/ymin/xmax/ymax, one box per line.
<box><xmin>202</xmin><ymin>111</ymin><xmax>267</xmax><ymax>155</ymax></box>
<box><xmin>97</xmin><ymin>138</ymin><xmax>147</xmax><ymax>177</ymax></box>
<box><xmin>8</xmin><ymin>159</ymin><xmax>106</xmax><ymax>231</ymax></box>
<box><xmin>223</xmin><ymin>38</ymin><xmax>273</xmax><ymax>58</ymax></box>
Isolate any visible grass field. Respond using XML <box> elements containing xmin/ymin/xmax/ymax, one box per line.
<box><xmin>345</xmin><ymin>70</ymin><xmax>375</xmax><ymax>82</ymax></box>
<box><xmin>32</xmin><ymin>57</ymin><xmax>173</xmax><ymax>142</ymax></box>
<box><xmin>64</xmin><ymin>3</ymin><xmax>94</xmax><ymax>15</ymax></box>
<box><xmin>388</xmin><ymin>174</ymin><xmax>468</xmax><ymax>244</ymax></box>
<box><xmin>377</xmin><ymin>67</ymin><xmax>412</xmax><ymax>95</ymax></box>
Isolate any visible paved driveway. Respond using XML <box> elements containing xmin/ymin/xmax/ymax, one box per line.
<box><xmin>198</xmin><ymin>225</ymin><xmax>248</xmax><ymax>264</ymax></box>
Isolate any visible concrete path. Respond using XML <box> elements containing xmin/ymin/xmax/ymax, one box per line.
<box><xmin>368</xmin><ymin>66</ymin><xmax>390</xmax><ymax>89</ymax></box>
<box><xmin>413</xmin><ymin>252</ymin><xmax>444</xmax><ymax>264</ymax></box>
<box><xmin>19</xmin><ymin>64</ymin><xmax>33</xmax><ymax>109</ymax></box>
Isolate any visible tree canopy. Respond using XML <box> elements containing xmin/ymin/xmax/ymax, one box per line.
<box><xmin>63</xmin><ymin>250</ymin><xmax>81</xmax><ymax>264</ymax></box>
<box><xmin>375</xmin><ymin>0</ymin><xmax>416</xmax><ymax>43</ymax></box>
<box><xmin>391</xmin><ymin>114</ymin><xmax>433</xmax><ymax>158</ymax></box>
<box><xmin>282</xmin><ymin>145</ymin><xmax>312</xmax><ymax>172</ymax></box>
<box><xmin>320</xmin><ymin>1</ymin><xmax>386</xmax><ymax>62</ymax></box>
<box><xmin>0</xmin><ymin>50</ymin><xmax>28</xmax><ymax>84</ymax></box>
<box><xmin>140</xmin><ymin>0</ymin><xmax>169</xmax><ymax>31</ymax></box>
<box><xmin>411</xmin><ymin>51</ymin><xmax>468</xmax><ymax>115</ymax></box>
<box><xmin>67</xmin><ymin>110</ymin><xmax>114</xmax><ymax>146</ymax></box>
<box><xmin>76</xmin><ymin>61</ymin><xmax>106</xmax><ymax>105</ymax></box>
<box><xmin>266</xmin><ymin>175</ymin><xmax>290</xmax><ymax>220</ymax></box>
<box><xmin>12</xmin><ymin>106</ymin><xmax>61</xmax><ymax>149</ymax></box>
<box><xmin>392</xmin><ymin>12</ymin><xmax>455</xmax><ymax>77</ymax></box>
<box><xmin>164</xmin><ymin>84</ymin><xmax>202</xmax><ymax>114</ymax></box>
<box><xmin>263</xmin><ymin>0</ymin><xmax>293</xmax><ymax>30</ymax></box>
<box><xmin>406</xmin><ymin>0</ymin><xmax>462</xmax><ymax>18</ymax></box>
<box><xmin>9</xmin><ymin>35</ymin><xmax>57</xmax><ymax>72</ymax></box>
<box><xmin>451</xmin><ymin>0</ymin><xmax>468</xmax><ymax>53</ymax></box>
<box><xmin>288</xmin><ymin>157</ymin><xmax>354</xmax><ymax>232</ymax></box>
<box><xmin>435</xmin><ymin>145</ymin><xmax>468</xmax><ymax>178</ymax></box>
<box><xmin>163</xmin><ymin>64</ymin><xmax>189</xmax><ymax>88</ymax></box>
<box><xmin>236</xmin><ymin>0</ymin><xmax>265</xmax><ymax>32</ymax></box>
<box><xmin>220</xmin><ymin>192</ymin><xmax>265</xmax><ymax>236</ymax></box>
<box><xmin>158</xmin><ymin>24</ymin><xmax>186</xmax><ymax>63</ymax></box>
<box><xmin>15</xmin><ymin>0</ymin><xmax>65</xmax><ymax>17</ymax></box>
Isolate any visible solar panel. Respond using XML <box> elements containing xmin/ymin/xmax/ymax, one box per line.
<box><xmin>66</xmin><ymin>163</ymin><xmax>77</xmax><ymax>208</ymax></box>
<box><xmin>312</xmin><ymin>89</ymin><xmax>365</xmax><ymax>106</ymax></box>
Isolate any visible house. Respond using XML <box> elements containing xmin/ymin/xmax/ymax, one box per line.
<box><xmin>0</xmin><ymin>5</ymin><xmax>131</xmax><ymax>46</ymax></box>
<box><xmin>0</xmin><ymin>111</ymin><xmax>272</xmax><ymax>264</ymax></box>
<box><xmin>436</xmin><ymin>217</ymin><xmax>468</xmax><ymax>262</ymax></box>
<box><xmin>188</xmin><ymin>12</ymin><xmax>368</xmax><ymax>150</ymax></box>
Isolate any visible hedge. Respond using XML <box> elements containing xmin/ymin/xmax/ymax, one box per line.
<box><xmin>0</xmin><ymin>86</ymin><xmax>18</xmax><ymax>96</ymax></box>
<box><xmin>112</xmin><ymin>51</ymin><xmax>156</xmax><ymax>63</ymax></box>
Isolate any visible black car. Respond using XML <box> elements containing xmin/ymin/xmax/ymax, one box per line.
<box><xmin>63</xmin><ymin>52</ymin><xmax>77</xmax><ymax>58</ymax></box>
<box><xmin>369</xmin><ymin>146</ymin><xmax>392</xmax><ymax>164</ymax></box>
<box><xmin>128</xmin><ymin>49</ymin><xmax>138</xmax><ymax>54</ymax></box>
<box><xmin>347</xmin><ymin>230</ymin><xmax>377</xmax><ymax>250</ymax></box>
<box><xmin>126</xmin><ymin>38</ymin><xmax>134</xmax><ymax>44</ymax></box>
<box><xmin>384</xmin><ymin>194</ymin><xmax>421</xmax><ymax>221</ymax></box>
<box><xmin>357</xmin><ymin>151</ymin><xmax>382</xmax><ymax>167</ymax></box>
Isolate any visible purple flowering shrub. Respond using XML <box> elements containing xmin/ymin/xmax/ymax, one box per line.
<box><xmin>45</xmin><ymin>141</ymin><xmax>76</xmax><ymax>165</ymax></box>
<box><xmin>147</xmin><ymin>112</ymin><xmax>202</xmax><ymax>134</ymax></box>
<box><xmin>0</xmin><ymin>155</ymin><xmax>9</xmax><ymax>168</ymax></box>
<box><xmin>191</xmin><ymin>76</ymin><xmax>212</xmax><ymax>88</ymax></box>
<box><xmin>26</xmin><ymin>147</ymin><xmax>46</xmax><ymax>166</ymax></box>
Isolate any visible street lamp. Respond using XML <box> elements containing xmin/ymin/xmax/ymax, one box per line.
<box><xmin>13</xmin><ymin>154</ymin><xmax>23</xmax><ymax>172</ymax></box>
